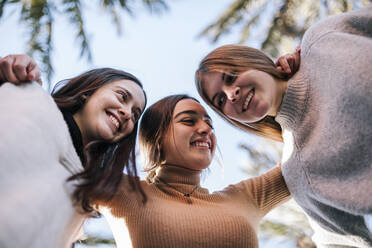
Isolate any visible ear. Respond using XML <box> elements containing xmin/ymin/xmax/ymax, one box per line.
<box><xmin>78</xmin><ymin>94</ymin><xmax>89</xmax><ymax>106</ymax></box>
<box><xmin>81</xmin><ymin>94</ymin><xmax>88</xmax><ymax>100</ymax></box>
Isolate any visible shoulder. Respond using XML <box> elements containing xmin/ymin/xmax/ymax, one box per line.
<box><xmin>301</xmin><ymin>7</ymin><xmax>372</xmax><ymax>56</ymax></box>
<box><xmin>0</xmin><ymin>82</ymin><xmax>82</xmax><ymax>171</ymax></box>
<box><xmin>0</xmin><ymin>82</ymin><xmax>61</xmax><ymax>121</ymax></box>
<box><xmin>0</xmin><ymin>81</ymin><xmax>52</xmax><ymax>102</ymax></box>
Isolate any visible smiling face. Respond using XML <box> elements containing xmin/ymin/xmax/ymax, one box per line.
<box><xmin>161</xmin><ymin>99</ymin><xmax>216</xmax><ymax>171</ymax></box>
<box><xmin>73</xmin><ymin>79</ymin><xmax>146</xmax><ymax>145</ymax></box>
<box><xmin>201</xmin><ymin>70</ymin><xmax>287</xmax><ymax>123</ymax></box>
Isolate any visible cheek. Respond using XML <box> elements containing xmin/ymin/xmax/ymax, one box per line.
<box><xmin>222</xmin><ymin>104</ymin><xmax>236</xmax><ymax>118</ymax></box>
<box><xmin>210</xmin><ymin>135</ymin><xmax>217</xmax><ymax>156</ymax></box>
<box><xmin>121</xmin><ymin>122</ymin><xmax>135</xmax><ymax>138</ymax></box>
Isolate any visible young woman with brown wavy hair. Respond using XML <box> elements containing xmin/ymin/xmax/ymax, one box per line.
<box><xmin>195</xmin><ymin>8</ymin><xmax>372</xmax><ymax>247</ymax></box>
<box><xmin>96</xmin><ymin>94</ymin><xmax>290</xmax><ymax>248</ymax></box>
<box><xmin>0</xmin><ymin>54</ymin><xmax>146</xmax><ymax>248</ymax></box>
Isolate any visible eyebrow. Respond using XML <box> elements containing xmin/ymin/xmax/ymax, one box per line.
<box><xmin>115</xmin><ymin>86</ymin><xmax>132</xmax><ymax>98</ymax></box>
<box><xmin>174</xmin><ymin>110</ymin><xmax>211</xmax><ymax>121</ymax></box>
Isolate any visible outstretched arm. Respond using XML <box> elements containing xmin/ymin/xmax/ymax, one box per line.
<box><xmin>0</xmin><ymin>54</ymin><xmax>42</xmax><ymax>85</ymax></box>
<box><xmin>233</xmin><ymin>164</ymin><xmax>291</xmax><ymax>216</ymax></box>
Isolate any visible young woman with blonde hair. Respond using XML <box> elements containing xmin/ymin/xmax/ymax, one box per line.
<box><xmin>195</xmin><ymin>7</ymin><xmax>372</xmax><ymax>247</ymax></box>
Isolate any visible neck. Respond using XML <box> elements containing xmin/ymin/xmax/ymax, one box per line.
<box><xmin>72</xmin><ymin>112</ymin><xmax>88</xmax><ymax>146</ymax></box>
<box><xmin>155</xmin><ymin>164</ymin><xmax>202</xmax><ymax>186</ymax></box>
<box><xmin>162</xmin><ymin>163</ymin><xmax>203</xmax><ymax>172</ymax></box>
<box><xmin>269</xmin><ymin>79</ymin><xmax>288</xmax><ymax>117</ymax></box>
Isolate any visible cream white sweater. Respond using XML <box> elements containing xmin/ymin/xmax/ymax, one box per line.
<box><xmin>0</xmin><ymin>82</ymin><xmax>85</xmax><ymax>248</ymax></box>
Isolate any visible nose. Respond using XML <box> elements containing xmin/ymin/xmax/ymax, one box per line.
<box><xmin>118</xmin><ymin>105</ymin><xmax>132</xmax><ymax>120</ymax></box>
<box><xmin>197</xmin><ymin>121</ymin><xmax>213</xmax><ymax>136</ymax></box>
<box><xmin>223</xmin><ymin>85</ymin><xmax>241</xmax><ymax>103</ymax></box>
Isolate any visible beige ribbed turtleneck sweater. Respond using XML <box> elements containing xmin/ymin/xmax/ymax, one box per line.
<box><xmin>97</xmin><ymin>164</ymin><xmax>289</xmax><ymax>248</ymax></box>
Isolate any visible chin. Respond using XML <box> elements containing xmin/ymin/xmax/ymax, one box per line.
<box><xmin>195</xmin><ymin>159</ymin><xmax>212</xmax><ymax>169</ymax></box>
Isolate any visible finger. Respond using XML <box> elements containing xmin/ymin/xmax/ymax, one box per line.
<box><xmin>26</xmin><ymin>59</ymin><xmax>41</xmax><ymax>83</ymax></box>
<box><xmin>293</xmin><ymin>50</ymin><xmax>301</xmax><ymax>71</ymax></box>
<box><xmin>276</xmin><ymin>65</ymin><xmax>283</xmax><ymax>71</ymax></box>
<box><xmin>289</xmin><ymin>57</ymin><xmax>295</xmax><ymax>74</ymax></box>
<box><xmin>13</xmin><ymin>56</ymin><xmax>29</xmax><ymax>82</ymax></box>
<box><xmin>275</xmin><ymin>56</ymin><xmax>282</xmax><ymax>66</ymax></box>
<box><xmin>279</xmin><ymin>57</ymin><xmax>291</xmax><ymax>74</ymax></box>
<box><xmin>296</xmin><ymin>45</ymin><xmax>301</xmax><ymax>53</ymax></box>
<box><xmin>0</xmin><ymin>56</ymin><xmax>20</xmax><ymax>83</ymax></box>
<box><xmin>36</xmin><ymin>77</ymin><xmax>43</xmax><ymax>85</ymax></box>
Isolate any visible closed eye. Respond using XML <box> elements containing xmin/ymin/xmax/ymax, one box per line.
<box><xmin>181</xmin><ymin>119</ymin><xmax>195</xmax><ymax>125</ymax></box>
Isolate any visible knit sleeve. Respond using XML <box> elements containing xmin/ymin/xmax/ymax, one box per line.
<box><xmin>234</xmin><ymin>165</ymin><xmax>290</xmax><ymax>216</ymax></box>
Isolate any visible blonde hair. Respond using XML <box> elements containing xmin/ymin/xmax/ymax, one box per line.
<box><xmin>196</xmin><ymin>44</ymin><xmax>288</xmax><ymax>142</ymax></box>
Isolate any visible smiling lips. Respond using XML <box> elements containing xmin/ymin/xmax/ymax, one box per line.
<box><xmin>108</xmin><ymin>112</ymin><xmax>121</xmax><ymax>131</ymax></box>
<box><xmin>242</xmin><ymin>89</ymin><xmax>254</xmax><ymax>112</ymax></box>
<box><xmin>190</xmin><ymin>140</ymin><xmax>212</xmax><ymax>150</ymax></box>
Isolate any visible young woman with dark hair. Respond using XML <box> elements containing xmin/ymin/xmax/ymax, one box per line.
<box><xmin>0</xmin><ymin>55</ymin><xmax>146</xmax><ymax>248</ymax></box>
<box><xmin>195</xmin><ymin>8</ymin><xmax>372</xmax><ymax>247</ymax></box>
<box><xmin>96</xmin><ymin>94</ymin><xmax>290</xmax><ymax>248</ymax></box>
<box><xmin>52</xmin><ymin>67</ymin><xmax>147</xmax><ymax>212</ymax></box>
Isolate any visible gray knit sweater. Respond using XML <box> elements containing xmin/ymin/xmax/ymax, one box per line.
<box><xmin>0</xmin><ymin>82</ymin><xmax>85</xmax><ymax>247</ymax></box>
<box><xmin>275</xmin><ymin>7</ymin><xmax>372</xmax><ymax>247</ymax></box>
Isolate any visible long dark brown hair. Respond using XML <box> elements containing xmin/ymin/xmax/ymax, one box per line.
<box><xmin>196</xmin><ymin>44</ymin><xmax>289</xmax><ymax>142</ymax></box>
<box><xmin>52</xmin><ymin>68</ymin><xmax>147</xmax><ymax>213</ymax></box>
<box><xmin>139</xmin><ymin>94</ymin><xmax>197</xmax><ymax>182</ymax></box>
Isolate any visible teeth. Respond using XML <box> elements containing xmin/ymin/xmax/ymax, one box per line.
<box><xmin>109</xmin><ymin>114</ymin><xmax>120</xmax><ymax>129</ymax></box>
<box><xmin>243</xmin><ymin>90</ymin><xmax>254</xmax><ymax>111</ymax></box>
<box><xmin>191</xmin><ymin>141</ymin><xmax>210</xmax><ymax>148</ymax></box>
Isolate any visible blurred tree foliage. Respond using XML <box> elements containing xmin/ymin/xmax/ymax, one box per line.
<box><xmin>239</xmin><ymin>139</ymin><xmax>316</xmax><ymax>247</ymax></box>
<box><xmin>199</xmin><ymin>0</ymin><xmax>371</xmax><ymax>57</ymax></box>
<box><xmin>75</xmin><ymin>236</ymin><xmax>115</xmax><ymax>247</ymax></box>
<box><xmin>0</xmin><ymin>0</ymin><xmax>168</xmax><ymax>85</ymax></box>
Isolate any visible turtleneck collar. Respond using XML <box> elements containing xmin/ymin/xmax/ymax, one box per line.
<box><xmin>61</xmin><ymin>110</ymin><xmax>85</xmax><ymax>163</ymax></box>
<box><xmin>275</xmin><ymin>71</ymin><xmax>310</xmax><ymax>132</ymax></box>
<box><xmin>155</xmin><ymin>164</ymin><xmax>202</xmax><ymax>186</ymax></box>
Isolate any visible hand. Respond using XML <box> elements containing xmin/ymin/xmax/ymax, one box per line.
<box><xmin>0</xmin><ymin>54</ymin><xmax>42</xmax><ymax>85</ymax></box>
<box><xmin>275</xmin><ymin>46</ymin><xmax>301</xmax><ymax>76</ymax></box>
